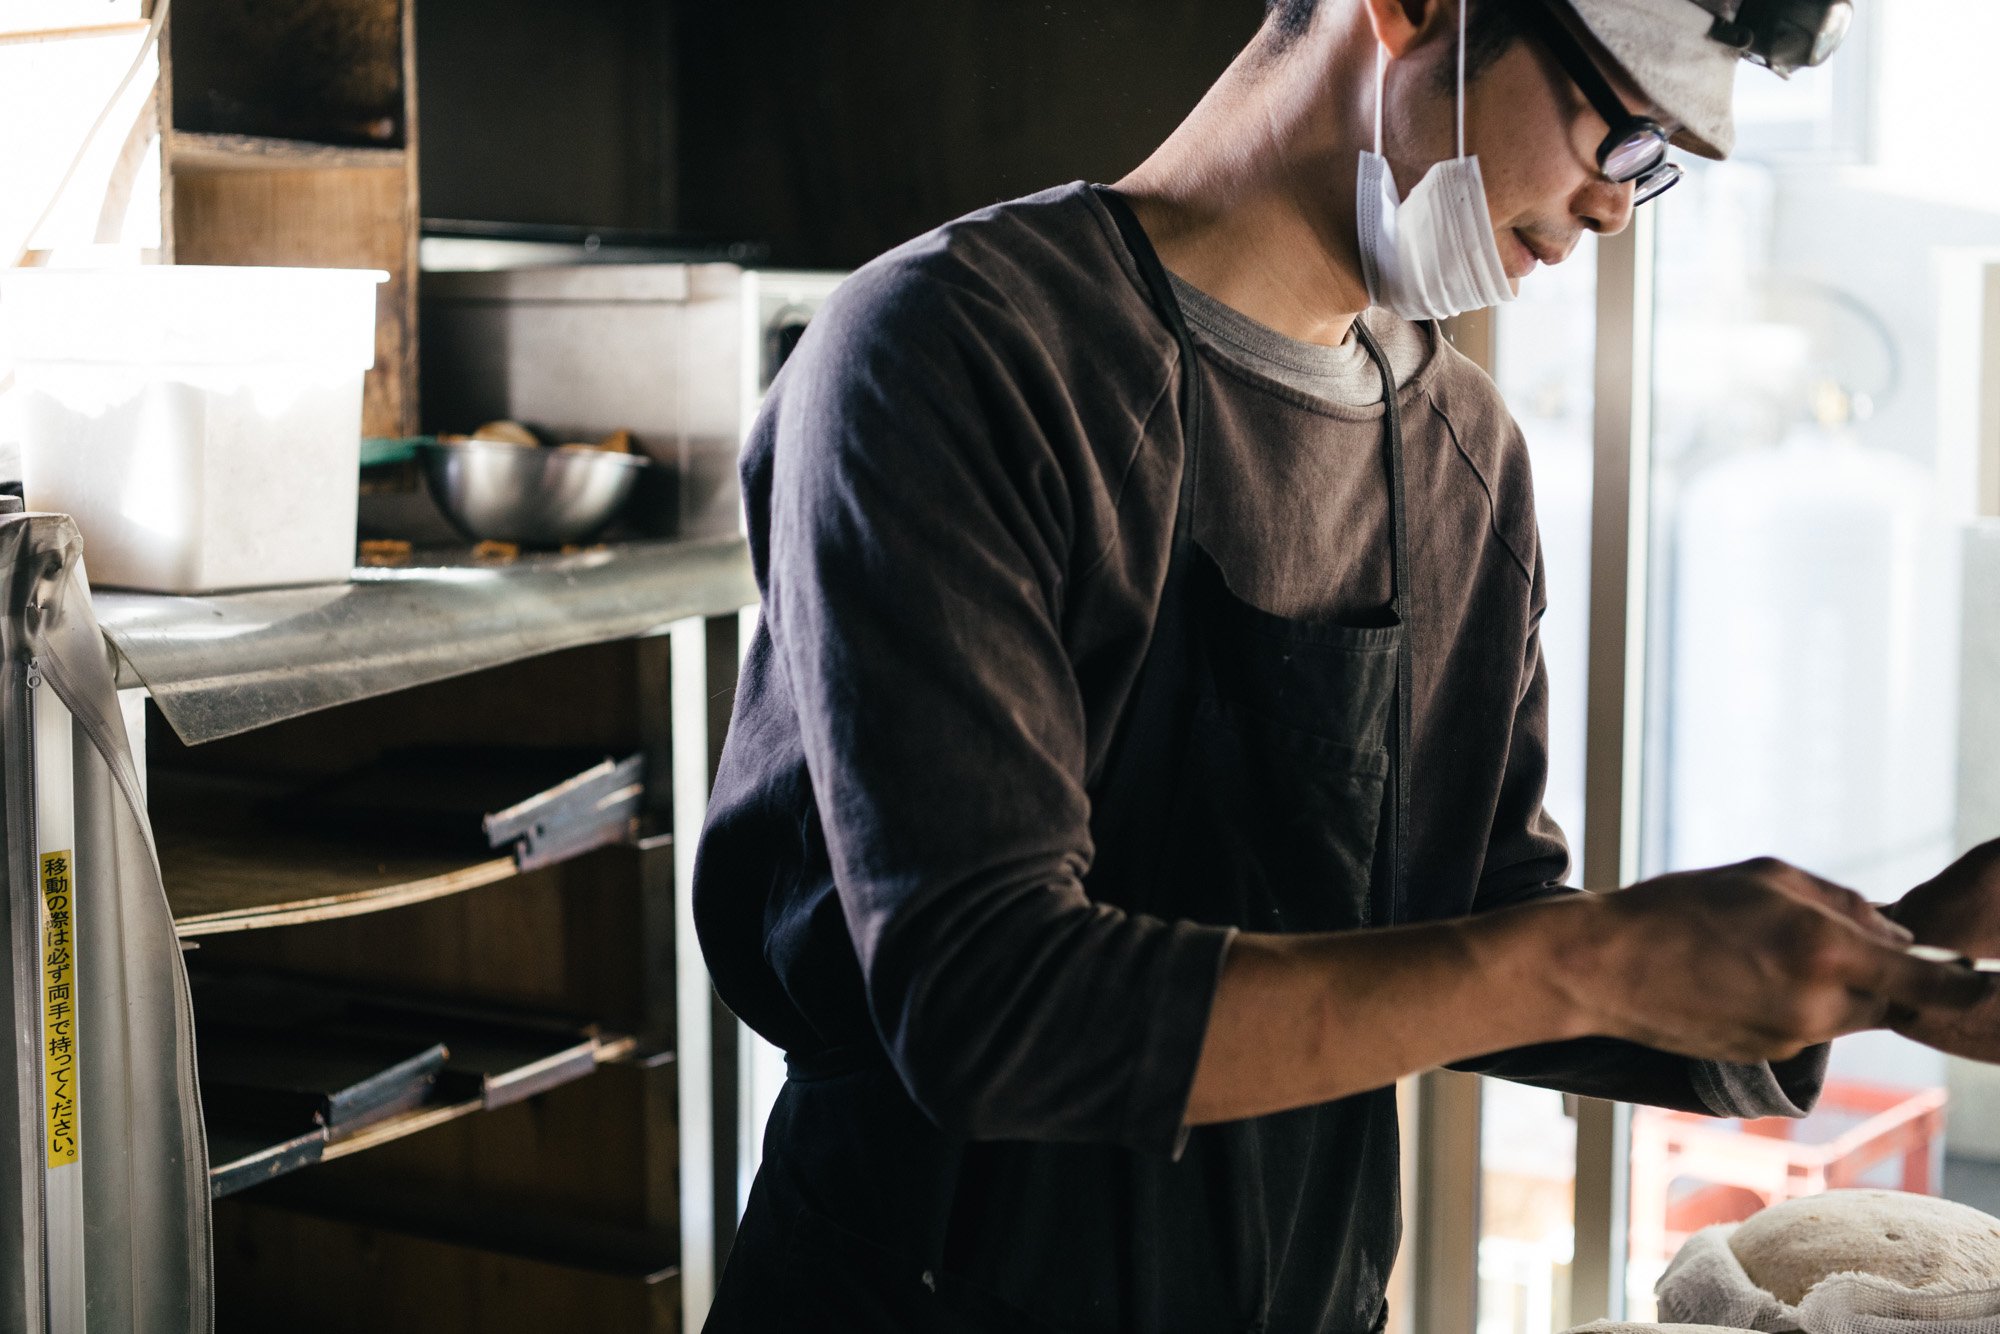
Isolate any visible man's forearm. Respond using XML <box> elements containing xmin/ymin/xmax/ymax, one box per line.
<box><xmin>1184</xmin><ymin>858</ymin><xmax>1992</xmax><ymax>1127</ymax></box>
<box><xmin>1184</xmin><ymin>897</ymin><xmax>1595</xmax><ymax>1125</ymax></box>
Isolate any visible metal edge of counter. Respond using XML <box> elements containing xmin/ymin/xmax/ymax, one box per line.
<box><xmin>94</xmin><ymin>537</ymin><xmax>758</xmax><ymax>746</ymax></box>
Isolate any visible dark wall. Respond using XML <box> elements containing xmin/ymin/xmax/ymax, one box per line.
<box><xmin>416</xmin><ymin>0</ymin><xmax>676</xmax><ymax>229</ymax></box>
<box><xmin>672</xmin><ymin>1</ymin><xmax>1265</xmax><ymax>268</ymax></box>
<box><xmin>418</xmin><ymin>0</ymin><xmax>1263</xmax><ymax>266</ymax></box>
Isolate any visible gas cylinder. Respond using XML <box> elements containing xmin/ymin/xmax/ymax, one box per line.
<box><xmin>1665</xmin><ymin>421</ymin><xmax>1956</xmax><ymax>898</ymax></box>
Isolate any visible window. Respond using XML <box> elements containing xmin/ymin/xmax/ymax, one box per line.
<box><xmin>1478</xmin><ymin>234</ymin><xmax>1598</xmax><ymax>1334</ymax></box>
<box><xmin>1464</xmin><ymin>10</ymin><xmax>2000</xmax><ymax>1326</ymax></box>
<box><xmin>1625</xmin><ymin>5</ymin><xmax>2000</xmax><ymax>1318</ymax></box>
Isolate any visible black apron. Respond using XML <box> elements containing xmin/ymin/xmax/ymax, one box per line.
<box><xmin>706</xmin><ymin>187</ymin><xmax>1414</xmax><ymax>1334</ymax></box>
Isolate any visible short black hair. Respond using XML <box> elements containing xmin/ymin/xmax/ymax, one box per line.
<box><xmin>1265</xmin><ymin>0</ymin><xmax>1317</xmax><ymax>44</ymax></box>
<box><xmin>1263</xmin><ymin>0</ymin><xmax>1532</xmax><ymax>90</ymax></box>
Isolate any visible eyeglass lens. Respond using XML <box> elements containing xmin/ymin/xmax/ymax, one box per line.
<box><xmin>1633</xmin><ymin>162</ymin><xmax>1682</xmax><ymax>205</ymax></box>
<box><xmin>1602</xmin><ymin>129</ymin><xmax>1668</xmax><ymax>183</ymax></box>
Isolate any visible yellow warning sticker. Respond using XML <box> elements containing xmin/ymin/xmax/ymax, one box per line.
<box><xmin>41</xmin><ymin>850</ymin><xmax>77</xmax><ymax>1168</ymax></box>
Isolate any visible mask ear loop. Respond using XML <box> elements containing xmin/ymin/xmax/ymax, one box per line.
<box><xmin>1375</xmin><ymin>43</ymin><xmax>1387</xmax><ymax>156</ymax></box>
<box><xmin>1456</xmin><ymin>0</ymin><xmax>1468</xmax><ymax>159</ymax></box>
<box><xmin>1380</xmin><ymin>4</ymin><xmax>1467</xmax><ymax>160</ymax></box>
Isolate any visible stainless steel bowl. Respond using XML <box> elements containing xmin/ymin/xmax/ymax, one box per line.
<box><xmin>416</xmin><ymin>438</ymin><xmax>648</xmax><ymax>547</ymax></box>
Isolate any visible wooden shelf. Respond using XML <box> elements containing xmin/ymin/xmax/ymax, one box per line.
<box><xmin>207</xmin><ymin>1123</ymin><xmax>326</xmax><ymax>1198</ymax></box>
<box><xmin>0</xmin><ymin>19</ymin><xmax>153</xmax><ymax>44</ymax></box>
<box><xmin>210</xmin><ymin>1029</ymin><xmax>638</xmax><ymax>1195</ymax></box>
<box><xmin>243</xmin><ymin>1179</ymin><xmax>679</xmax><ymax>1283</ymax></box>
<box><xmin>168</xmin><ymin>130</ymin><xmax>406</xmax><ymax>172</ymax></box>
<box><xmin>166</xmin><ymin>835</ymin><xmax>517</xmax><ymax>938</ymax></box>
<box><xmin>154</xmin><ymin>771</ymin><xmax>520</xmax><ymax>937</ymax></box>
<box><xmin>215</xmin><ymin>1185</ymin><xmax>680</xmax><ymax>1329</ymax></box>
<box><xmin>322</xmin><ymin>1093</ymin><xmax>484</xmax><ymax>1161</ymax></box>
<box><xmin>162</xmin><ymin>0</ymin><xmax>422</xmax><ymax>436</ymax></box>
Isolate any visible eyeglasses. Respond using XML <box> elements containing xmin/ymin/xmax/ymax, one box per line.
<box><xmin>1522</xmin><ymin>0</ymin><xmax>1683</xmax><ymax>206</ymax></box>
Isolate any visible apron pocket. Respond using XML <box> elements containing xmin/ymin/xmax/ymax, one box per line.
<box><xmin>1141</xmin><ymin>698</ymin><xmax>1389</xmax><ymax>934</ymax></box>
<box><xmin>1195</xmin><ymin>548</ymin><xmax>1402</xmax><ymax>756</ymax></box>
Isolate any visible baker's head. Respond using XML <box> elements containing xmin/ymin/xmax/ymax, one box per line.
<box><xmin>1252</xmin><ymin>0</ymin><xmax>1851</xmax><ymax>309</ymax></box>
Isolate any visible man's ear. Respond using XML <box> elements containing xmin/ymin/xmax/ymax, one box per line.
<box><xmin>1360</xmin><ymin>0</ymin><xmax>1446</xmax><ymax>61</ymax></box>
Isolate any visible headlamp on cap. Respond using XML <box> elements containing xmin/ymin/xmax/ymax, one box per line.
<box><xmin>1685</xmin><ymin>0</ymin><xmax>1854</xmax><ymax>77</ymax></box>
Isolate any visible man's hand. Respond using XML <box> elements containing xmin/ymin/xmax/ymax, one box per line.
<box><xmin>1557</xmin><ymin>858</ymin><xmax>1993</xmax><ymax>1065</ymax></box>
<box><xmin>1888</xmin><ymin>839</ymin><xmax>2000</xmax><ymax>956</ymax></box>
<box><xmin>1883</xmin><ymin>839</ymin><xmax>2000</xmax><ymax>1061</ymax></box>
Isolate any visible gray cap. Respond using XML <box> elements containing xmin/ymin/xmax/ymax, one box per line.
<box><xmin>1564</xmin><ymin>0</ymin><xmax>1744</xmax><ymax>159</ymax></box>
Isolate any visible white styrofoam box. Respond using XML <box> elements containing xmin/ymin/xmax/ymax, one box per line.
<box><xmin>0</xmin><ymin>265</ymin><xmax>385</xmax><ymax>593</ymax></box>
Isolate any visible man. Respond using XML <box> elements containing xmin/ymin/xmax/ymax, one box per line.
<box><xmin>694</xmin><ymin>0</ymin><xmax>2000</xmax><ymax>1330</ymax></box>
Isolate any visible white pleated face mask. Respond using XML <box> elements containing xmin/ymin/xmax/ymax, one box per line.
<box><xmin>1356</xmin><ymin>5</ymin><xmax>1517</xmax><ymax>321</ymax></box>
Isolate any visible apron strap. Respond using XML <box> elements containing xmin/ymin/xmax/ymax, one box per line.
<box><xmin>1352</xmin><ymin>318</ymin><xmax>1413</xmax><ymax>925</ymax></box>
<box><xmin>1093</xmin><ymin>186</ymin><xmax>1204</xmax><ymax>564</ymax></box>
<box><xmin>1082</xmin><ymin>186</ymin><xmax>1207</xmax><ymax>843</ymax></box>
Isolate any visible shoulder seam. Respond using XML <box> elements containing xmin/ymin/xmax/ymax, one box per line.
<box><xmin>1073</xmin><ymin>355</ymin><xmax>1180</xmax><ymax>586</ymax></box>
<box><xmin>1426</xmin><ymin>386</ymin><xmax>1535</xmax><ymax>588</ymax></box>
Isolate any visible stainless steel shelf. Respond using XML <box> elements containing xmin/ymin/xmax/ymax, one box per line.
<box><xmin>95</xmin><ymin>537</ymin><xmax>757</xmax><ymax>744</ymax></box>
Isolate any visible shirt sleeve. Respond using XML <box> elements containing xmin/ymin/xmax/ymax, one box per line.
<box><xmin>1460</xmin><ymin>585</ymin><xmax>1828</xmax><ymax>1118</ymax></box>
<box><xmin>763</xmin><ymin>265</ymin><xmax>1233</xmax><ymax>1155</ymax></box>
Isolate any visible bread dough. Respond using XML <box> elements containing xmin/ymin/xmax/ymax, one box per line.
<box><xmin>1565</xmin><ymin>1323</ymin><xmax>1764</xmax><ymax>1332</ymax></box>
<box><xmin>1729</xmin><ymin>1189</ymin><xmax>2000</xmax><ymax>1306</ymax></box>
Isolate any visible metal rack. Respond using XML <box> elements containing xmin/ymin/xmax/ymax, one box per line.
<box><xmin>9</xmin><ymin>529</ymin><xmax>758</xmax><ymax>1332</ymax></box>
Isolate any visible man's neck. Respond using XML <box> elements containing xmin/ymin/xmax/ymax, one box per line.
<box><xmin>1112</xmin><ymin>20</ymin><xmax>1383</xmax><ymax>349</ymax></box>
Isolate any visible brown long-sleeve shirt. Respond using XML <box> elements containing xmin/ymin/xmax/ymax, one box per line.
<box><xmin>693</xmin><ymin>181</ymin><xmax>1823</xmax><ymax>1158</ymax></box>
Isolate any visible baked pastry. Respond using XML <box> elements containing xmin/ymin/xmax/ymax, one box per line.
<box><xmin>1731</xmin><ymin>1190</ymin><xmax>2000</xmax><ymax>1305</ymax></box>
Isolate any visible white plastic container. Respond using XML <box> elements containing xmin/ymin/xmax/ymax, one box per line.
<box><xmin>0</xmin><ymin>265</ymin><xmax>386</xmax><ymax>593</ymax></box>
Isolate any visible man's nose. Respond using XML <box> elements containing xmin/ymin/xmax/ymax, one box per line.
<box><xmin>1577</xmin><ymin>176</ymin><xmax>1637</xmax><ymax>236</ymax></box>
